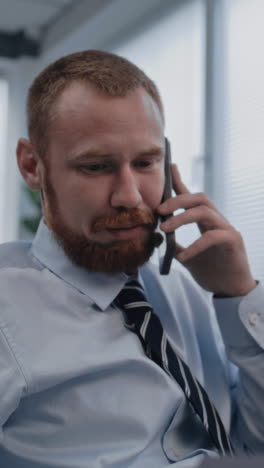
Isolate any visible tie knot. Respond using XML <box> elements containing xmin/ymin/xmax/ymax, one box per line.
<box><xmin>114</xmin><ymin>278</ymin><xmax>146</xmax><ymax>307</ymax></box>
<box><xmin>113</xmin><ymin>278</ymin><xmax>152</xmax><ymax>330</ymax></box>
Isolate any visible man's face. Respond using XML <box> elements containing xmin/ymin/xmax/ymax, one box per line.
<box><xmin>40</xmin><ymin>82</ymin><xmax>165</xmax><ymax>273</ymax></box>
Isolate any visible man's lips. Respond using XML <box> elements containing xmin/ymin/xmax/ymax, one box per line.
<box><xmin>106</xmin><ymin>224</ymin><xmax>148</xmax><ymax>240</ymax></box>
<box><xmin>108</xmin><ymin>224</ymin><xmax>142</xmax><ymax>230</ymax></box>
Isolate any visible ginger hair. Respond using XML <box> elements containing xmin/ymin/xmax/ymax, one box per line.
<box><xmin>27</xmin><ymin>49</ymin><xmax>164</xmax><ymax>157</ymax></box>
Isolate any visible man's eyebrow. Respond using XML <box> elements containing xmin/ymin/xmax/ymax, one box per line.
<box><xmin>68</xmin><ymin>150</ymin><xmax>115</xmax><ymax>163</ymax></box>
<box><xmin>68</xmin><ymin>146</ymin><xmax>164</xmax><ymax>163</ymax></box>
<box><xmin>137</xmin><ymin>146</ymin><xmax>164</xmax><ymax>157</ymax></box>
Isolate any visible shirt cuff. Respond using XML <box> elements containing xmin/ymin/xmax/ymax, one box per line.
<box><xmin>213</xmin><ymin>282</ymin><xmax>264</xmax><ymax>350</ymax></box>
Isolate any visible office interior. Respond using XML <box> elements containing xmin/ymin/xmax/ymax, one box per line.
<box><xmin>0</xmin><ymin>0</ymin><xmax>263</xmax><ymax>281</ymax></box>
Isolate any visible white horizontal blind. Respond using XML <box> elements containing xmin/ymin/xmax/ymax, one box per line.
<box><xmin>114</xmin><ymin>0</ymin><xmax>205</xmax><ymax>248</ymax></box>
<box><xmin>0</xmin><ymin>78</ymin><xmax>9</xmax><ymax>243</ymax></box>
<box><xmin>214</xmin><ymin>0</ymin><xmax>264</xmax><ymax>282</ymax></box>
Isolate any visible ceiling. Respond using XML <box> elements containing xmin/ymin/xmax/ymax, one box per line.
<box><xmin>0</xmin><ymin>0</ymin><xmax>172</xmax><ymax>60</ymax></box>
<box><xmin>0</xmin><ymin>0</ymin><xmax>83</xmax><ymax>58</ymax></box>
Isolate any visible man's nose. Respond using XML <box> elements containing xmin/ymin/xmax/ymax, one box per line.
<box><xmin>110</xmin><ymin>165</ymin><xmax>142</xmax><ymax>209</ymax></box>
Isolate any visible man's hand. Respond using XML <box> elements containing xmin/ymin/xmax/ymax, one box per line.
<box><xmin>157</xmin><ymin>164</ymin><xmax>256</xmax><ymax>296</ymax></box>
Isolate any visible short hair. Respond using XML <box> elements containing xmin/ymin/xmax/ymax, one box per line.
<box><xmin>27</xmin><ymin>50</ymin><xmax>164</xmax><ymax>157</ymax></box>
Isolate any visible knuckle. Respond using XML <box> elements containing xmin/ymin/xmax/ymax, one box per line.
<box><xmin>197</xmin><ymin>204</ymin><xmax>212</xmax><ymax>220</ymax></box>
<box><xmin>204</xmin><ymin>230</ymin><xmax>215</xmax><ymax>242</ymax></box>
<box><xmin>231</xmin><ymin>228</ymin><xmax>243</xmax><ymax>243</ymax></box>
<box><xmin>196</xmin><ymin>192</ymin><xmax>208</xmax><ymax>204</ymax></box>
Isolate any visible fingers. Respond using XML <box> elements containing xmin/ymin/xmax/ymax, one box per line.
<box><xmin>157</xmin><ymin>164</ymin><xmax>230</xmax><ymax>237</ymax></box>
<box><xmin>158</xmin><ymin>191</ymin><xmax>218</xmax><ymax>218</ymax></box>
<box><xmin>176</xmin><ymin>228</ymin><xmax>241</xmax><ymax>263</ymax></box>
<box><xmin>160</xmin><ymin>205</ymin><xmax>229</xmax><ymax>233</ymax></box>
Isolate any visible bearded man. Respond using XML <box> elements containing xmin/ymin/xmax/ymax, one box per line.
<box><xmin>0</xmin><ymin>50</ymin><xmax>263</xmax><ymax>468</ymax></box>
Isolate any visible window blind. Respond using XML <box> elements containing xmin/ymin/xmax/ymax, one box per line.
<box><xmin>213</xmin><ymin>0</ymin><xmax>264</xmax><ymax>282</ymax></box>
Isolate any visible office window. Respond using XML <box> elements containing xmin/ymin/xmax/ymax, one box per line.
<box><xmin>0</xmin><ymin>77</ymin><xmax>8</xmax><ymax>243</ymax></box>
<box><xmin>213</xmin><ymin>0</ymin><xmax>264</xmax><ymax>282</ymax></box>
<box><xmin>114</xmin><ymin>0</ymin><xmax>205</xmax><ymax>248</ymax></box>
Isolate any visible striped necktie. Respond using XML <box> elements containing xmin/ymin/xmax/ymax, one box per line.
<box><xmin>113</xmin><ymin>277</ymin><xmax>234</xmax><ymax>456</ymax></box>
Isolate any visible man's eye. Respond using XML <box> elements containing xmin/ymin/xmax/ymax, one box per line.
<box><xmin>135</xmin><ymin>160</ymin><xmax>152</xmax><ymax>168</ymax></box>
<box><xmin>80</xmin><ymin>163</ymin><xmax>109</xmax><ymax>172</ymax></box>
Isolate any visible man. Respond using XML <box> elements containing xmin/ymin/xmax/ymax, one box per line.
<box><xmin>0</xmin><ymin>50</ymin><xmax>263</xmax><ymax>468</ymax></box>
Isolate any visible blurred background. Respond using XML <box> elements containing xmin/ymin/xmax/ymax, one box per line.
<box><xmin>0</xmin><ymin>0</ymin><xmax>264</xmax><ymax>281</ymax></box>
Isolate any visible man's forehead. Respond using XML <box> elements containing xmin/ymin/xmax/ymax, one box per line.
<box><xmin>54</xmin><ymin>81</ymin><xmax>162</xmax><ymax>120</ymax></box>
<box><xmin>56</xmin><ymin>81</ymin><xmax>104</xmax><ymax>109</ymax></box>
<box><xmin>47</xmin><ymin>81</ymin><xmax>165</xmax><ymax>157</ymax></box>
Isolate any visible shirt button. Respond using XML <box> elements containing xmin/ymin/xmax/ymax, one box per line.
<box><xmin>249</xmin><ymin>313</ymin><xmax>258</xmax><ymax>326</ymax></box>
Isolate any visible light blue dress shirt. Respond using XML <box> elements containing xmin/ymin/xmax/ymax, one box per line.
<box><xmin>0</xmin><ymin>219</ymin><xmax>264</xmax><ymax>467</ymax></box>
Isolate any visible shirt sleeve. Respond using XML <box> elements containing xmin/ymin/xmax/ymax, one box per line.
<box><xmin>213</xmin><ymin>282</ymin><xmax>264</xmax><ymax>454</ymax></box>
<box><xmin>0</xmin><ymin>325</ymin><xmax>27</xmax><ymax>432</ymax></box>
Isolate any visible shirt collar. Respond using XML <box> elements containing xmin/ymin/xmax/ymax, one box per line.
<box><xmin>30</xmin><ymin>219</ymin><xmax>129</xmax><ymax>311</ymax></box>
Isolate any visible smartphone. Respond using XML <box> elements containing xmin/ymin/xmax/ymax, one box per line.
<box><xmin>159</xmin><ymin>138</ymin><xmax>176</xmax><ymax>275</ymax></box>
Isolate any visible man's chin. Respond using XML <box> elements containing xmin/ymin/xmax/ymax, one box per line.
<box><xmin>82</xmin><ymin>239</ymin><xmax>153</xmax><ymax>274</ymax></box>
<box><xmin>52</xmin><ymin>229</ymin><xmax>163</xmax><ymax>274</ymax></box>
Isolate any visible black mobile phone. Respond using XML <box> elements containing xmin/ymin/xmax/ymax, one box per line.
<box><xmin>159</xmin><ymin>138</ymin><xmax>176</xmax><ymax>275</ymax></box>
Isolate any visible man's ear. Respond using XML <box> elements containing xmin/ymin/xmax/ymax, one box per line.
<box><xmin>16</xmin><ymin>138</ymin><xmax>42</xmax><ymax>190</ymax></box>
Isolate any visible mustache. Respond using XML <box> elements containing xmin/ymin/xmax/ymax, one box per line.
<box><xmin>92</xmin><ymin>208</ymin><xmax>158</xmax><ymax>232</ymax></box>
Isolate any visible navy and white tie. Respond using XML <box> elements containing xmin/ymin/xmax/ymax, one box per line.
<box><xmin>113</xmin><ymin>277</ymin><xmax>234</xmax><ymax>456</ymax></box>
